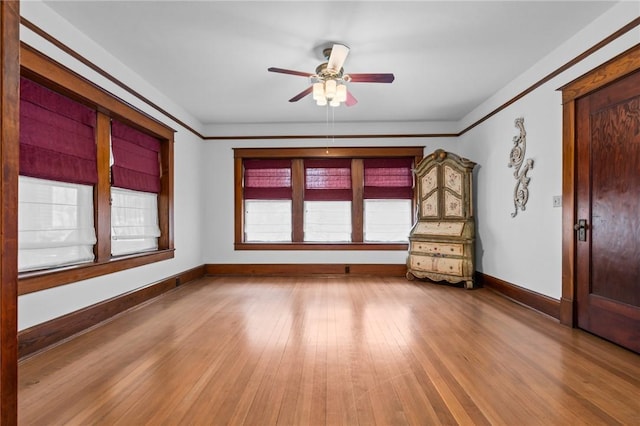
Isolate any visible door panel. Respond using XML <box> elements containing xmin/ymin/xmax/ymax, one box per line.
<box><xmin>575</xmin><ymin>69</ymin><xmax>640</xmax><ymax>353</ymax></box>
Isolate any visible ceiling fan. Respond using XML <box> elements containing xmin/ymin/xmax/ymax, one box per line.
<box><xmin>268</xmin><ymin>43</ymin><xmax>395</xmax><ymax>107</ymax></box>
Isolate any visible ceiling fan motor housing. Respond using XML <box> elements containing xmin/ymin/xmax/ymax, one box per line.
<box><xmin>315</xmin><ymin>63</ymin><xmax>345</xmax><ymax>80</ymax></box>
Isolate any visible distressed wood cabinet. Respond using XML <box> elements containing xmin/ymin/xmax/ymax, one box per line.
<box><xmin>406</xmin><ymin>149</ymin><xmax>477</xmax><ymax>289</ymax></box>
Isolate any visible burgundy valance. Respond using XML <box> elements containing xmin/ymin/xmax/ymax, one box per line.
<box><xmin>243</xmin><ymin>159</ymin><xmax>292</xmax><ymax>200</ymax></box>
<box><xmin>111</xmin><ymin>120</ymin><xmax>161</xmax><ymax>193</ymax></box>
<box><xmin>304</xmin><ymin>158</ymin><xmax>352</xmax><ymax>201</ymax></box>
<box><xmin>19</xmin><ymin>77</ymin><xmax>98</xmax><ymax>185</ymax></box>
<box><xmin>364</xmin><ymin>157</ymin><xmax>413</xmax><ymax>199</ymax></box>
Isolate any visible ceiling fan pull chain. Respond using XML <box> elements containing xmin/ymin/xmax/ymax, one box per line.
<box><xmin>332</xmin><ymin>106</ymin><xmax>336</xmax><ymax>146</ymax></box>
<box><xmin>325</xmin><ymin>103</ymin><xmax>330</xmax><ymax>153</ymax></box>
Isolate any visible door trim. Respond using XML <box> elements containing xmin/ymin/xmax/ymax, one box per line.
<box><xmin>0</xmin><ymin>1</ymin><xmax>20</xmax><ymax>423</ymax></box>
<box><xmin>559</xmin><ymin>44</ymin><xmax>640</xmax><ymax>326</ymax></box>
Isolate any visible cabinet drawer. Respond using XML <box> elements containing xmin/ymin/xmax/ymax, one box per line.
<box><xmin>409</xmin><ymin>255</ymin><xmax>463</xmax><ymax>276</ymax></box>
<box><xmin>410</xmin><ymin>242</ymin><xmax>463</xmax><ymax>256</ymax></box>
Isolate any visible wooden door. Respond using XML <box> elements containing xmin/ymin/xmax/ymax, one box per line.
<box><xmin>575</xmin><ymin>69</ymin><xmax>640</xmax><ymax>353</ymax></box>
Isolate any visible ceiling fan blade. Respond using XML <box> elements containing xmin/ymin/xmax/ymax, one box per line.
<box><xmin>268</xmin><ymin>67</ymin><xmax>314</xmax><ymax>77</ymax></box>
<box><xmin>289</xmin><ymin>86</ymin><xmax>313</xmax><ymax>102</ymax></box>
<box><xmin>327</xmin><ymin>44</ymin><xmax>350</xmax><ymax>73</ymax></box>
<box><xmin>348</xmin><ymin>73</ymin><xmax>395</xmax><ymax>83</ymax></box>
<box><xmin>345</xmin><ymin>91</ymin><xmax>358</xmax><ymax>107</ymax></box>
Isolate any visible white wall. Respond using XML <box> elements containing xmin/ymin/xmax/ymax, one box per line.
<box><xmin>201</xmin><ymin>136</ymin><xmax>456</xmax><ymax>266</ymax></box>
<box><xmin>457</xmin><ymin>2</ymin><xmax>640</xmax><ymax>299</ymax></box>
<box><xmin>458</xmin><ymin>87</ymin><xmax>564</xmax><ymax>298</ymax></box>
<box><xmin>18</xmin><ymin>2</ymin><xmax>205</xmax><ymax>330</ymax></box>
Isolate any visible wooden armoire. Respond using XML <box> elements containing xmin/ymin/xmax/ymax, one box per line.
<box><xmin>406</xmin><ymin>149</ymin><xmax>477</xmax><ymax>289</ymax></box>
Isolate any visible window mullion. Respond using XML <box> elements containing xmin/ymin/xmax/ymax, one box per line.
<box><xmin>351</xmin><ymin>159</ymin><xmax>364</xmax><ymax>242</ymax></box>
<box><xmin>95</xmin><ymin>112</ymin><xmax>112</xmax><ymax>262</ymax></box>
<box><xmin>291</xmin><ymin>159</ymin><xmax>304</xmax><ymax>242</ymax></box>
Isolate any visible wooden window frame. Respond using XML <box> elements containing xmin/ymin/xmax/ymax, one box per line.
<box><xmin>234</xmin><ymin>146</ymin><xmax>423</xmax><ymax>250</ymax></box>
<box><xmin>17</xmin><ymin>44</ymin><xmax>174</xmax><ymax>295</ymax></box>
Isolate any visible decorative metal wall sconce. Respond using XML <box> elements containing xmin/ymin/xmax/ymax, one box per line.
<box><xmin>508</xmin><ymin>117</ymin><xmax>533</xmax><ymax>217</ymax></box>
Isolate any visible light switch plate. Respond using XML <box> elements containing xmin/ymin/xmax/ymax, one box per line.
<box><xmin>553</xmin><ymin>196</ymin><xmax>562</xmax><ymax>207</ymax></box>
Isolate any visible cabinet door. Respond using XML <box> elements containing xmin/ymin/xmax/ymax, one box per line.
<box><xmin>420</xmin><ymin>165</ymin><xmax>439</xmax><ymax>218</ymax></box>
<box><xmin>444</xmin><ymin>165</ymin><xmax>462</xmax><ymax>195</ymax></box>
<box><xmin>444</xmin><ymin>191</ymin><xmax>463</xmax><ymax>218</ymax></box>
<box><xmin>443</xmin><ymin>165</ymin><xmax>464</xmax><ymax>218</ymax></box>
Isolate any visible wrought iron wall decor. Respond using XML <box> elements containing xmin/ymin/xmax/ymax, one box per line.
<box><xmin>508</xmin><ymin>117</ymin><xmax>533</xmax><ymax>217</ymax></box>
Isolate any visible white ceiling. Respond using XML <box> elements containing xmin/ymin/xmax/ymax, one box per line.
<box><xmin>42</xmin><ymin>1</ymin><xmax>617</xmax><ymax>126</ymax></box>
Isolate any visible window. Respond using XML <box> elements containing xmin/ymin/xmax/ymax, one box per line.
<box><xmin>304</xmin><ymin>201</ymin><xmax>352</xmax><ymax>242</ymax></box>
<box><xmin>111</xmin><ymin>188</ymin><xmax>160</xmax><ymax>256</ymax></box>
<box><xmin>245</xmin><ymin>200</ymin><xmax>292</xmax><ymax>242</ymax></box>
<box><xmin>304</xmin><ymin>159</ymin><xmax>352</xmax><ymax>242</ymax></box>
<box><xmin>364</xmin><ymin>200</ymin><xmax>413</xmax><ymax>242</ymax></box>
<box><xmin>18</xmin><ymin>45</ymin><xmax>174</xmax><ymax>295</ymax></box>
<box><xmin>18</xmin><ymin>177</ymin><xmax>96</xmax><ymax>272</ymax></box>
<box><xmin>234</xmin><ymin>147</ymin><xmax>423</xmax><ymax>250</ymax></box>
<box><xmin>243</xmin><ymin>159</ymin><xmax>292</xmax><ymax>242</ymax></box>
<box><xmin>18</xmin><ymin>77</ymin><xmax>98</xmax><ymax>272</ymax></box>
<box><xmin>363</xmin><ymin>158</ymin><xmax>414</xmax><ymax>242</ymax></box>
<box><xmin>110</xmin><ymin>119</ymin><xmax>162</xmax><ymax>256</ymax></box>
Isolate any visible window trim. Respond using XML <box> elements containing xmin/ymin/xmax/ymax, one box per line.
<box><xmin>18</xmin><ymin>43</ymin><xmax>175</xmax><ymax>295</ymax></box>
<box><xmin>234</xmin><ymin>146</ymin><xmax>423</xmax><ymax>250</ymax></box>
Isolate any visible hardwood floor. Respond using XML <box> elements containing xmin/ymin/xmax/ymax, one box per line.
<box><xmin>18</xmin><ymin>276</ymin><xmax>640</xmax><ymax>425</ymax></box>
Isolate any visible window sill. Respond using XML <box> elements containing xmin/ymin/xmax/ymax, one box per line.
<box><xmin>18</xmin><ymin>249</ymin><xmax>175</xmax><ymax>295</ymax></box>
<box><xmin>235</xmin><ymin>242</ymin><xmax>408</xmax><ymax>251</ymax></box>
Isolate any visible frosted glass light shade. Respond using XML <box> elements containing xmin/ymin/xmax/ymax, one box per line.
<box><xmin>336</xmin><ymin>84</ymin><xmax>347</xmax><ymax>103</ymax></box>
<box><xmin>325</xmin><ymin>79</ymin><xmax>337</xmax><ymax>100</ymax></box>
<box><xmin>313</xmin><ymin>82</ymin><xmax>324</xmax><ymax>101</ymax></box>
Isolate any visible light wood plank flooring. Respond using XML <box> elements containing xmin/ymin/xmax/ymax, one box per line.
<box><xmin>19</xmin><ymin>276</ymin><xmax>640</xmax><ymax>425</ymax></box>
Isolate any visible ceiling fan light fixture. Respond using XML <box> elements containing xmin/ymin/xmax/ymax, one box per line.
<box><xmin>312</xmin><ymin>78</ymin><xmax>345</xmax><ymax>106</ymax></box>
